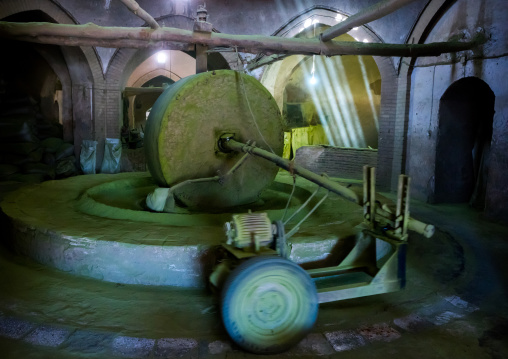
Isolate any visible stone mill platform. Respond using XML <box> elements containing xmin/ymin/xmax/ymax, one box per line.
<box><xmin>0</xmin><ymin>172</ymin><xmax>363</xmax><ymax>287</ymax></box>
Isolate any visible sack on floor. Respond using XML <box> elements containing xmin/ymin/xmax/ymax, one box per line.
<box><xmin>0</xmin><ymin>116</ymin><xmax>38</xmax><ymax>143</ymax></box>
<box><xmin>0</xmin><ymin>164</ymin><xmax>20</xmax><ymax>177</ymax></box>
<box><xmin>55</xmin><ymin>142</ymin><xmax>74</xmax><ymax>161</ymax></box>
<box><xmin>100</xmin><ymin>138</ymin><xmax>122</xmax><ymax>174</ymax></box>
<box><xmin>80</xmin><ymin>140</ymin><xmax>98</xmax><ymax>174</ymax></box>
<box><xmin>56</xmin><ymin>156</ymin><xmax>78</xmax><ymax>178</ymax></box>
<box><xmin>37</xmin><ymin>122</ymin><xmax>63</xmax><ymax>139</ymax></box>
<box><xmin>41</xmin><ymin>137</ymin><xmax>64</xmax><ymax>154</ymax></box>
<box><xmin>22</xmin><ymin>162</ymin><xmax>55</xmax><ymax>179</ymax></box>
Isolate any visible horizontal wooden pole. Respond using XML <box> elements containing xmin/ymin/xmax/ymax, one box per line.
<box><xmin>10</xmin><ymin>34</ymin><xmax>194</xmax><ymax>51</ymax></box>
<box><xmin>123</xmin><ymin>87</ymin><xmax>165</xmax><ymax>97</ymax></box>
<box><xmin>0</xmin><ymin>21</ymin><xmax>486</xmax><ymax>57</ymax></box>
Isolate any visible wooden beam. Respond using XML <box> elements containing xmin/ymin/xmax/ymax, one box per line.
<box><xmin>118</xmin><ymin>0</ymin><xmax>160</xmax><ymax>29</ymax></box>
<box><xmin>9</xmin><ymin>34</ymin><xmax>194</xmax><ymax>50</ymax></box>
<box><xmin>321</xmin><ymin>0</ymin><xmax>418</xmax><ymax>42</ymax></box>
<box><xmin>246</xmin><ymin>54</ymin><xmax>290</xmax><ymax>72</ymax></box>
<box><xmin>0</xmin><ymin>21</ymin><xmax>486</xmax><ymax>58</ymax></box>
<box><xmin>123</xmin><ymin>87</ymin><xmax>165</xmax><ymax>98</ymax></box>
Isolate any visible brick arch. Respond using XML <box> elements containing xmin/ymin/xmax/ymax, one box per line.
<box><xmin>131</xmin><ymin>69</ymin><xmax>181</xmax><ymax>88</ymax></box>
<box><xmin>105</xmin><ymin>43</ymin><xmax>232</xmax><ymax>139</ymax></box>
<box><xmin>125</xmin><ymin>55</ymin><xmax>193</xmax><ymax>130</ymax></box>
<box><xmin>0</xmin><ymin>0</ymin><xmax>103</xmax><ymax>86</ymax></box>
<box><xmin>105</xmin><ymin>47</ymin><xmax>190</xmax><ymax>139</ymax></box>
<box><xmin>0</xmin><ymin>0</ymin><xmax>104</xmax><ymax>157</ymax></box>
<box><xmin>259</xmin><ymin>6</ymin><xmax>397</xmax><ymax>186</ymax></box>
<box><xmin>260</xmin><ymin>7</ymin><xmax>396</xmax><ymax>107</ymax></box>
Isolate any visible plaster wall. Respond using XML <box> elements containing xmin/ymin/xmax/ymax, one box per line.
<box><xmin>407</xmin><ymin>0</ymin><xmax>508</xmax><ymax>221</ymax></box>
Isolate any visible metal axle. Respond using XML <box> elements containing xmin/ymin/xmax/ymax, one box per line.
<box><xmin>219</xmin><ymin>135</ymin><xmax>434</xmax><ymax>239</ymax></box>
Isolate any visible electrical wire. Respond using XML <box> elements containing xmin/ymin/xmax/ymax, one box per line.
<box><xmin>281</xmin><ymin>175</ymin><xmax>297</xmax><ymax>222</ymax></box>
<box><xmin>235</xmin><ymin>46</ymin><xmax>276</xmax><ymax>154</ymax></box>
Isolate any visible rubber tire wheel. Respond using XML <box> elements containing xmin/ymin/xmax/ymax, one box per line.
<box><xmin>221</xmin><ymin>256</ymin><xmax>318</xmax><ymax>354</ymax></box>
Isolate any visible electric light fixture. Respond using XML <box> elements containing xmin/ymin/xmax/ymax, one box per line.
<box><xmin>157</xmin><ymin>52</ymin><xmax>167</xmax><ymax>64</ymax></box>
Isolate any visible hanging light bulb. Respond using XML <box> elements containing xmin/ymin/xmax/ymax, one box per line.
<box><xmin>157</xmin><ymin>52</ymin><xmax>167</xmax><ymax>64</ymax></box>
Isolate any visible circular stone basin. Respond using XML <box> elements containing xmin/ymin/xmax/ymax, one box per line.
<box><xmin>1</xmin><ymin>172</ymin><xmax>363</xmax><ymax>287</ymax></box>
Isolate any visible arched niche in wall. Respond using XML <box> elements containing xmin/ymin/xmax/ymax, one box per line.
<box><xmin>110</xmin><ymin>44</ymin><xmax>231</xmax><ymax>142</ymax></box>
<box><xmin>0</xmin><ymin>8</ymin><xmax>96</xmax><ymax>181</ymax></box>
<box><xmin>0</xmin><ymin>11</ymin><xmax>69</xmax><ymax>138</ymax></box>
<box><xmin>0</xmin><ymin>2</ymin><xmax>100</xmax><ymax>154</ymax></box>
<box><xmin>123</xmin><ymin>50</ymin><xmax>196</xmax><ymax>132</ymax></box>
<box><xmin>434</xmin><ymin>77</ymin><xmax>494</xmax><ymax>207</ymax></box>
<box><xmin>133</xmin><ymin>76</ymin><xmax>175</xmax><ymax>130</ymax></box>
<box><xmin>282</xmin><ymin>31</ymin><xmax>381</xmax><ymax>151</ymax></box>
<box><xmin>260</xmin><ymin>14</ymin><xmax>382</xmax><ymax>158</ymax></box>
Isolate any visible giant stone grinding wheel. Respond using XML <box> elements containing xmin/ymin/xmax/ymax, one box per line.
<box><xmin>145</xmin><ymin>70</ymin><xmax>284</xmax><ymax>210</ymax></box>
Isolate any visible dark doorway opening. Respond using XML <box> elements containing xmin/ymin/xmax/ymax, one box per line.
<box><xmin>434</xmin><ymin>77</ymin><xmax>495</xmax><ymax>208</ymax></box>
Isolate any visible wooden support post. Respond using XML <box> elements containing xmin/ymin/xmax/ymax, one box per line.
<box><xmin>362</xmin><ymin>166</ymin><xmax>376</xmax><ymax>228</ymax></box>
<box><xmin>395</xmin><ymin>174</ymin><xmax>411</xmax><ymax>240</ymax></box>
<box><xmin>193</xmin><ymin>4</ymin><xmax>212</xmax><ymax>73</ymax></box>
<box><xmin>196</xmin><ymin>44</ymin><xmax>208</xmax><ymax>73</ymax></box>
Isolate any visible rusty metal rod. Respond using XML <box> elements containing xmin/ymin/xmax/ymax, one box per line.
<box><xmin>221</xmin><ymin>138</ymin><xmax>360</xmax><ymax>204</ymax></box>
<box><xmin>221</xmin><ymin>137</ymin><xmax>435</xmax><ymax>238</ymax></box>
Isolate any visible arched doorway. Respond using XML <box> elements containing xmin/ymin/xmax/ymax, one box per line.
<box><xmin>134</xmin><ymin>75</ymin><xmax>175</xmax><ymax>129</ymax></box>
<box><xmin>282</xmin><ymin>33</ymin><xmax>381</xmax><ymax>149</ymax></box>
<box><xmin>0</xmin><ymin>9</ymin><xmax>92</xmax><ymax>181</ymax></box>
<box><xmin>265</xmin><ymin>20</ymin><xmax>381</xmax><ymax>159</ymax></box>
<box><xmin>434</xmin><ymin>77</ymin><xmax>495</xmax><ymax>208</ymax></box>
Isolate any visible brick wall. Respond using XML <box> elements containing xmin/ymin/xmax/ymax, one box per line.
<box><xmin>374</xmin><ymin>56</ymin><xmax>399</xmax><ymax>191</ymax></box>
<box><xmin>295</xmin><ymin>146</ymin><xmax>378</xmax><ymax>180</ymax></box>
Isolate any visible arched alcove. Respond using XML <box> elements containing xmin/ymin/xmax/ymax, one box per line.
<box><xmin>261</xmin><ymin>15</ymin><xmax>383</xmax><ymax>161</ymax></box>
<box><xmin>123</xmin><ymin>50</ymin><xmax>196</xmax><ymax>132</ymax></box>
<box><xmin>1</xmin><ymin>11</ymin><xmax>70</xmax><ymax>136</ymax></box>
<box><xmin>133</xmin><ymin>76</ymin><xmax>175</xmax><ymax>129</ymax></box>
<box><xmin>282</xmin><ymin>28</ymin><xmax>381</xmax><ymax>151</ymax></box>
<box><xmin>0</xmin><ymin>3</ymin><xmax>101</xmax><ymax>163</ymax></box>
<box><xmin>0</xmin><ymin>8</ymin><xmax>96</xmax><ymax>181</ymax></box>
<box><xmin>107</xmin><ymin>45</ymin><xmax>231</xmax><ymax>142</ymax></box>
<box><xmin>434</xmin><ymin>77</ymin><xmax>495</xmax><ymax>207</ymax></box>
